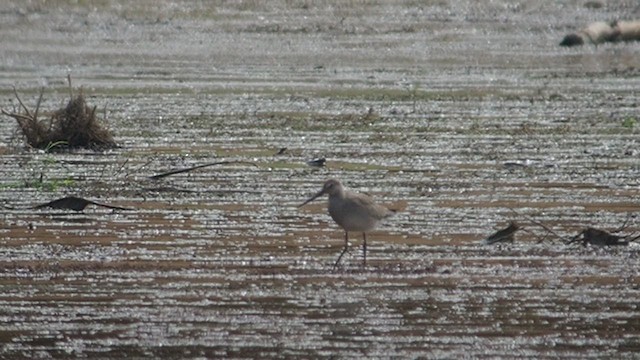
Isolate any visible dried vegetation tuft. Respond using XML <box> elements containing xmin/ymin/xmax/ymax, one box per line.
<box><xmin>1</xmin><ymin>77</ymin><xmax>116</xmax><ymax>151</ymax></box>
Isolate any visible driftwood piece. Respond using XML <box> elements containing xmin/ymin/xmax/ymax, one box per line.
<box><xmin>507</xmin><ymin>207</ymin><xmax>569</xmax><ymax>243</ymax></box>
<box><xmin>482</xmin><ymin>222</ymin><xmax>520</xmax><ymax>245</ymax></box>
<box><xmin>149</xmin><ymin>160</ymin><xmax>258</xmax><ymax>180</ymax></box>
<box><xmin>567</xmin><ymin>227</ymin><xmax>640</xmax><ymax>247</ymax></box>
<box><xmin>34</xmin><ymin>196</ymin><xmax>132</xmax><ymax>212</ymax></box>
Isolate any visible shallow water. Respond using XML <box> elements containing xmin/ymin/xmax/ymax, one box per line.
<box><xmin>1</xmin><ymin>0</ymin><xmax>640</xmax><ymax>358</ymax></box>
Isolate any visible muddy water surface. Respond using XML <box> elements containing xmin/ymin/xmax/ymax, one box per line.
<box><xmin>1</xmin><ymin>1</ymin><xmax>640</xmax><ymax>358</ymax></box>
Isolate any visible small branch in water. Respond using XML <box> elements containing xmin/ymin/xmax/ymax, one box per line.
<box><xmin>34</xmin><ymin>196</ymin><xmax>133</xmax><ymax>212</ymax></box>
<box><xmin>149</xmin><ymin>160</ymin><xmax>259</xmax><ymax>180</ymax></box>
<box><xmin>2</xmin><ymin>196</ymin><xmax>133</xmax><ymax>212</ymax></box>
<box><xmin>482</xmin><ymin>221</ymin><xmax>520</xmax><ymax>245</ymax></box>
<box><xmin>507</xmin><ymin>207</ymin><xmax>569</xmax><ymax>243</ymax></box>
<box><xmin>114</xmin><ymin>158</ymin><xmax>130</xmax><ymax>177</ymax></box>
<box><xmin>567</xmin><ymin>227</ymin><xmax>629</xmax><ymax>246</ymax></box>
<box><xmin>610</xmin><ymin>212</ymin><xmax>635</xmax><ymax>233</ymax></box>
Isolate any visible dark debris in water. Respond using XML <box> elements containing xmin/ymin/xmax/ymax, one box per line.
<box><xmin>567</xmin><ymin>227</ymin><xmax>640</xmax><ymax>247</ymax></box>
<box><xmin>306</xmin><ymin>158</ymin><xmax>326</xmax><ymax>168</ymax></box>
<box><xmin>481</xmin><ymin>212</ymin><xmax>640</xmax><ymax>247</ymax></box>
<box><xmin>34</xmin><ymin>196</ymin><xmax>132</xmax><ymax>212</ymax></box>
<box><xmin>482</xmin><ymin>221</ymin><xmax>520</xmax><ymax>245</ymax></box>
<box><xmin>149</xmin><ymin>160</ymin><xmax>258</xmax><ymax>180</ymax></box>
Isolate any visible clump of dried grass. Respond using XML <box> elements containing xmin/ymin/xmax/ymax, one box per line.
<box><xmin>1</xmin><ymin>78</ymin><xmax>116</xmax><ymax>151</ymax></box>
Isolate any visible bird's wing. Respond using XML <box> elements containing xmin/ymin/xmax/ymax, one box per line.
<box><xmin>349</xmin><ymin>193</ymin><xmax>394</xmax><ymax>220</ymax></box>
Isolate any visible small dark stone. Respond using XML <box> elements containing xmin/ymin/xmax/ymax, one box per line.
<box><xmin>560</xmin><ymin>33</ymin><xmax>584</xmax><ymax>47</ymax></box>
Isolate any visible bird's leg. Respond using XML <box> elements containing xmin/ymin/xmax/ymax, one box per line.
<box><xmin>362</xmin><ymin>232</ymin><xmax>367</xmax><ymax>266</ymax></box>
<box><xmin>333</xmin><ymin>231</ymin><xmax>350</xmax><ymax>269</ymax></box>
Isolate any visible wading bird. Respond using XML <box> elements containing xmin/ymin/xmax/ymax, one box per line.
<box><xmin>299</xmin><ymin>179</ymin><xmax>395</xmax><ymax>268</ymax></box>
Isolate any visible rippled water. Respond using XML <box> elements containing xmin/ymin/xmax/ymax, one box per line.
<box><xmin>1</xmin><ymin>1</ymin><xmax>640</xmax><ymax>358</ymax></box>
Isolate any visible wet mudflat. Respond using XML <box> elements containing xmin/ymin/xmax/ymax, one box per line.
<box><xmin>1</xmin><ymin>0</ymin><xmax>640</xmax><ymax>358</ymax></box>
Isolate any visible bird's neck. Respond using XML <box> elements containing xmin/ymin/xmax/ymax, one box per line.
<box><xmin>329</xmin><ymin>189</ymin><xmax>345</xmax><ymax>200</ymax></box>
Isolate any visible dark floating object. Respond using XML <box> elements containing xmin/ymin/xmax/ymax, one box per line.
<box><xmin>35</xmin><ymin>196</ymin><xmax>131</xmax><ymax>212</ymax></box>
<box><xmin>559</xmin><ymin>33</ymin><xmax>586</xmax><ymax>47</ymax></box>
<box><xmin>306</xmin><ymin>158</ymin><xmax>326</xmax><ymax>168</ymax></box>
<box><xmin>275</xmin><ymin>147</ymin><xmax>288</xmax><ymax>155</ymax></box>
<box><xmin>149</xmin><ymin>160</ymin><xmax>258</xmax><ymax>180</ymax></box>
<box><xmin>567</xmin><ymin>227</ymin><xmax>640</xmax><ymax>247</ymax></box>
<box><xmin>482</xmin><ymin>222</ymin><xmax>520</xmax><ymax>245</ymax></box>
<box><xmin>503</xmin><ymin>161</ymin><xmax>529</xmax><ymax>170</ymax></box>
<box><xmin>560</xmin><ymin>20</ymin><xmax>640</xmax><ymax>47</ymax></box>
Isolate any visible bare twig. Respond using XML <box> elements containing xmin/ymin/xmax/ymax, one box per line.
<box><xmin>134</xmin><ymin>158</ymin><xmax>155</xmax><ymax>175</ymax></box>
<box><xmin>611</xmin><ymin>212</ymin><xmax>634</xmax><ymax>233</ymax></box>
<box><xmin>1</xmin><ymin>109</ymin><xmax>33</xmax><ymax>123</ymax></box>
<box><xmin>33</xmin><ymin>87</ymin><xmax>44</xmax><ymax>122</ymax></box>
<box><xmin>34</xmin><ymin>196</ymin><xmax>133</xmax><ymax>212</ymax></box>
<box><xmin>507</xmin><ymin>207</ymin><xmax>569</xmax><ymax>243</ymax></box>
<box><xmin>12</xmin><ymin>86</ymin><xmax>32</xmax><ymax>117</ymax></box>
<box><xmin>628</xmin><ymin>234</ymin><xmax>640</xmax><ymax>243</ymax></box>
<box><xmin>149</xmin><ymin>160</ymin><xmax>259</xmax><ymax>180</ymax></box>
<box><xmin>67</xmin><ymin>74</ymin><xmax>73</xmax><ymax>98</ymax></box>
<box><xmin>568</xmin><ymin>227</ymin><xmax>628</xmax><ymax>246</ymax></box>
<box><xmin>482</xmin><ymin>221</ymin><xmax>520</xmax><ymax>245</ymax></box>
<box><xmin>114</xmin><ymin>158</ymin><xmax>129</xmax><ymax>177</ymax></box>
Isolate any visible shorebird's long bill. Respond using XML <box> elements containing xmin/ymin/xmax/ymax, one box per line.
<box><xmin>298</xmin><ymin>189</ymin><xmax>325</xmax><ymax>207</ymax></box>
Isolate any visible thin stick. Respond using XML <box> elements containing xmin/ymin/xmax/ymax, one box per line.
<box><xmin>565</xmin><ymin>231</ymin><xmax>583</xmax><ymax>245</ymax></box>
<box><xmin>611</xmin><ymin>212</ymin><xmax>634</xmax><ymax>233</ymax></box>
<box><xmin>507</xmin><ymin>207</ymin><xmax>568</xmax><ymax>243</ymax></box>
<box><xmin>134</xmin><ymin>158</ymin><xmax>155</xmax><ymax>175</ymax></box>
<box><xmin>67</xmin><ymin>74</ymin><xmax>73</xmax><ymax>98</ymax></box>
<box><xmin>518</xmin><ymin>226</ymin><xmax>547</xmax><ymax>243</ymax></box>
<box><xmin>12</xmin><ymin>86</ymin><xmax>32</xmax><ymax>117</ymax></box>
<box><xmin>114</xmin><ymin>158</ymin><xmax>129</xmax><ymax>177</ymax></box>
<box><xmin>149</xmin><ymin>160</ymin><xmax>259</xmax><ymax>180</ymax></box>
<box><xmin>1</xmin><ymin>109</ymin><xmax>34</xmax><ymax>123</ymax></box>
<box><xmin>33</xmin><ymin>87</ymin><xmax>44</xmax><ymax>122</ymax></box>
<box><xmin>628</xmin><ymin>234</ymin><xmax>640</xmax><ymax>243</ymax></box>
